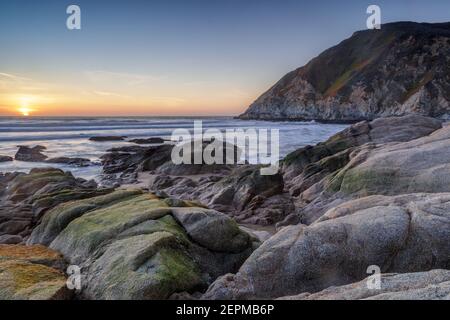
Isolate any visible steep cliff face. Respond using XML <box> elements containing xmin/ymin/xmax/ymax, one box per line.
<box><xmin>239</xmin><ymin>22</ymin><xmax>450</xmax><ymax>122</ymax></box>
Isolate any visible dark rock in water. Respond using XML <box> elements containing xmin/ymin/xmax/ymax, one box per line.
<box><xmin>89</xmin><ymin>136</ymin><xmax>125</xmax><ymax>142</ymax></box>
<box><xmin>100</xmin><ymin>144</ymin><xmax>173</xmax><ymax>185</ymax></box>
<box><xmin>101</xmin><ymin>145</ymin><xmax>173</xmax><ymax>174</ymax></box>
<box><xmin>0</xmin><ymin>168</ymin><xmax>112</xmax><ymax>241</ymax></box>
<box><xmin>0</xmin><ymin>156</ymin><xmax>13</xmax><ymax>162</ymax></box>
<box><xmin>100</xmin><ymin>139</ymin><xmax>243</xmax><ymax>185</ymax></box>
<box><xmin>14</xmin><ymin>145</ymin><xmax>48</xmax><ymax>162</ymax></box>
<box><xmin>129</xmin><ymin>137</ymin><xmax>166</xmax><ymax>144</ymax></box>
<box><xmin>46</xmin><ymin>157</ymin><xmax>91</xmax><ymax>167</ymax></box>
<box><xmin>107</xmin><ymin>145</ymin><xmax>151</xmax><ymax>153</ymax></box>
<box><xmin>239</xmin><ymin>22</ymin><xmax>450</xmax><ymax>121</ymax></box>
<box><xmin>153</xmin><ymin>139</ymin><xmax>241</xmax><ymax>176</ymax></box>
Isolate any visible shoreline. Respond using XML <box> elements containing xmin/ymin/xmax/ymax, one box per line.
<box><xmin>1</xmin><ymin>114</ymin><xmax>450</xmax><ymax>300</ymax></box>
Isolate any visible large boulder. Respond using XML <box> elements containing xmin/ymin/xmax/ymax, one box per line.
<box><xmin>171</xmin><ymin>207</ymin><xmax>250</xmax><ymax>253</ymax></box>
<box><xmin>28</xmin><ymin>190</ymin><xmax>142</xmax><ymax>246</ymax></box>
<box><xmin>203</xmin><ymin>193</ymin><xmax>450</xmax><ymax>299</ymax></box>
<box><xmin>29</xmin><ymin>190</ymin><xmax>256</xmax><ymax>299</ymax></box>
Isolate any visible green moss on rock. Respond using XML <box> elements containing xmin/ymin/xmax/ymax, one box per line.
<box><xmin>85</xmin><ymin>232</ymin><xmax>202</xmax><ymax>300</ymax></box>
<box><xmin>29</xmin><ymin>189</ymin><xmax>143</xmax><ymax>246</ymax></box>
<box><xmin>0</xmin><ymin>260</ymin><xmax>69</xmax><ymax>300</ymax></box>
<box><xmin>50</xmin><ymin>194</ymin><xmax>173</xmax><ymax>264</ymax></box>
<box><xmin>334</xmin><ymin>168</ymin><xmax>400</xmax><ymax>196</ymax></box>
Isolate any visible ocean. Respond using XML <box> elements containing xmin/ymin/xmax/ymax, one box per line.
<box><xmin>0</xmin><ymin>117</ymin><xmax>347</xmax><ymax>181</ymax></box>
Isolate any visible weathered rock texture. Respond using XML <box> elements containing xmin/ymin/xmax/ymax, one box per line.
<box><xmin>151</xmin><ymin>165</ymin><xmax>293</xmax><ymax>225</ymax></box>
<box><xmin>0</xmin><ymin>245</ymin><xmax>70</xmax><ymax>300</ymax></box>
<box><xmin>100</xmin><ymin>144</ymin><xmax>174</xmax><ymax>185</ymax></box>
<box><xmin>240</xmin><ymin>22</ymin><xmax>450</xmax><ymax>121</ymax></box>
<box><xmin>279</xmin><ymin>115</ymin><xmax>443</xmax><ymax>225</ymax></box>
<box><xmin>28</xmin><ymin>190</ymin><xmax>257</xmax><ymax>299</ymax></box>
<box><xmin>15</xmin><ymin>145</ymin><xmax>47</xmax><ymax>162</ymax></box>
<box><xmin>279</xmin><ymin>269</ymin><xmax>450</xmax><ymax>300</ymax></box>
<box><xmin>202</xmin><ymin>115</ymin><xmax>450</xmax><ymax>300</ymax></box>
<box><xmin>203</xmin><ymin>193</ymin><xmax>450</xmax><ymax>299</ymax></box>
<box><xmin>0</xmin><ymin>168</ymin><xmax>111</xmax><ymax>243</ymax></box>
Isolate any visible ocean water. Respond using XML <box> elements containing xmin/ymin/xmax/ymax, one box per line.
<box><xmin>0</xmin><ymin>117</ymin><xmax>347</xmax><ymax>181</ymax></box>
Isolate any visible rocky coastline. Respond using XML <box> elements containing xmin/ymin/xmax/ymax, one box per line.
<box><xmin>1</xmin><ymin>114</ymin><xmax>449</xmax><ymax>300</ymax></box>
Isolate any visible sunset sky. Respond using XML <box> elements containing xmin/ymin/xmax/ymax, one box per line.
<box><xmin>1</xmin><ymin>0</ymin><xmax>450</xmax><ymax>116</ymax></box>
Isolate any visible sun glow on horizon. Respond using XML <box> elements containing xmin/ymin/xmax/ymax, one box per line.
<box><xmin>18</xmin><ymin>107</ymin><xmax>32</xmax><ymax>116</ymax></box>
<box><xmin>17</xmin><ymin>96</ymin><xmax>36</xmax><ymax>116</ymax></box>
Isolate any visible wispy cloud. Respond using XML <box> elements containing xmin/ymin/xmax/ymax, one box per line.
<box><xmin>0</xmin><ymin>72</ymin><xmax>54</xmax><ymax>93</ymax></box>
<box><xmin>85</xmin><ymin>70</ymin><xmax>165</xmax><ymax>86</ymax></box>
<box><xmin>0</xmin><ymin>72</ymin><xmax>32</xmax><ymax>82</ymax></box>
<box><xmin>92</xmin><ymin>90</ymin><xmax>131</xmax><ymax>99</ymax></box>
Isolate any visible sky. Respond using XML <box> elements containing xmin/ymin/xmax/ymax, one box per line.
<box><xmin>0</xmin><ymin>0</ymin><xmax>449</xmax><ymax>117</ymax></box>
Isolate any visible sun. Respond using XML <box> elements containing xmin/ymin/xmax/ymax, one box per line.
<box><xmin>18</xmin><ymin>107</ymin><xmax>32</xmax><ymax>116</ymax></box>
<box><xmin>17</xmin><ymin>97</ymin><xmax>35</xmax><ymax>116</ymax></box>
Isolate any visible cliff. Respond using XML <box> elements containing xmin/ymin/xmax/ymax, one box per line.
<box><xmin>239</xmin><ymin>22</ymin><xmax>450</xmax><ymax>122</ymax></box>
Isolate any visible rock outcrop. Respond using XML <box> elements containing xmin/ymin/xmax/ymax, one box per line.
<box><xmin>15</xmin><ymin>146</ymin><xmax>47</xmax><ymax>162</ymax></box>
<box><xmin>0</xmin><ymin>156</ymin><xmax>13</xmax><ymax>162</ymax></box>
<box><xmin>46</xmin><ymin>157</ymin><xmax>92</xmax><ymax>167</ymax></box>
<box><xmin>203</xmin><ymin>193</ymin><xmax>450</xmax><ymax>299</ymax></box>
<box><xmin>99</xmin><ymin>115</ymin><xmax>442</xmax><ymax>227</ymax></box>
<box><xmin>0</xmin><ymin>168</ymin><xmax>111</xmax><ymax>243</ymax></box>
<box><xmin>239</xmin><ymin>22</ymin><xmax>450</xmax><ymax>122</ymax></box>
<box><xmin>203</xmin><ymin>115</ymin><xmax>450</xmax><ymax>300</ymax></box>
<box><xmin>28</xmin><ymin>190</ymin><xmax>256</xmax><ymax>299</ymax></box>
<box><xmin>100</xmin><ymin>144</ymin><xmax>173</xmax><ymax>185</ymax></box>
<box><xmin>280</xmin><ymin>115</ymin><xmax>443</xmax><ymax>225</ymax></box>
<box><xmin>151</xmin><ymin>165</ymin><xmax>293</xmax><ymax>225</ymax></box>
